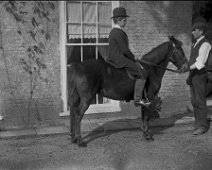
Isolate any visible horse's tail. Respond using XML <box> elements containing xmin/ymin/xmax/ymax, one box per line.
<box><xmin>67</xmin><ymin>64</ymin><xmax>79</xmax><ymax>111</ymax></box>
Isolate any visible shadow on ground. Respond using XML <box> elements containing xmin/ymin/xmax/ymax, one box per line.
<box><xmin>83</xmin><ymin>110</ymin><xmax>212</xmax><ymax>145</ymax></box>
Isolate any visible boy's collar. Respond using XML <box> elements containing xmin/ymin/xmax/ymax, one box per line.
<box><xmin>113</xmin><ymin>24</ymin><xmax>122</xmax><ymax>30</ymax></box>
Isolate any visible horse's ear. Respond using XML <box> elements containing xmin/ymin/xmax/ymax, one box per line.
<box><xmin>171</xmin><ymin>36</ymin><xmax>183</xmax><ymax>47</ymax></box>
<box><xmin>168</xmin><ymin>35</ymin><xmax>174</xmax><ymax>42</ymax></box>
<box><xmin>171</xmin><ymin>36</ymin><xmax>175</xmax><ymax>41</ymax></box>
<box><xmin>168</xmin><ymin>35</ymin><xmax>175</xmax><ymax>41</ymax></box>
<box><xmin>168</xmin><ymin>36</ymin><xmax>176</xmax><ymax>47</ymax></box>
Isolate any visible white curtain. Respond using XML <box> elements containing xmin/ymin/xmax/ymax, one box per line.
<box><xmin>67</xmin><ymin>2</ymin><xmax>111</xmax><ymax>39</ymax></box>
<box><xmin>98</xmin><ymin>2</ymin><xmax>111</xmax><ymax>38</ymax></box>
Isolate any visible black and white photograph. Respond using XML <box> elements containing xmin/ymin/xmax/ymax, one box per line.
<box><xmin>0</xmin><ymin>1</ymin><xmax>212</xmax><ymax>170</ymax></box>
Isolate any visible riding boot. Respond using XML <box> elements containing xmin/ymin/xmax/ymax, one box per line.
<box><xmin>134</xmin><ymin>78</ymin><xmax>151</xmax><ymax>107</ymax></box>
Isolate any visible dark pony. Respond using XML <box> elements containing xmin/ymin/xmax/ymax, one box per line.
<box><xmin>68</xmin><ymin>36</ymin><xmax>188</xmax><ymax>147</ymax></box>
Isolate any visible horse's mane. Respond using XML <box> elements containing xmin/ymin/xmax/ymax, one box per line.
<box><xmin>142</xmin><ymin>42</ymin><xmax>170</xmax><ymax>63</ymax></box>
<box><xmin>142</xmin><ymin>37</ymin><xmax>183</xmax><ymax>62</ymax></box>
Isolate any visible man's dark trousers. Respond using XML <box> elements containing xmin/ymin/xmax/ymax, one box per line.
<box><xmin>189</xmin><ymin>69</ymin><xmax>209</xmax><ymax>129</ymax></box>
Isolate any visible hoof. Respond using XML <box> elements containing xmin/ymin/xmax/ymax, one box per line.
<box><xmin>146</xmin><ymin>136</ymin><xmax>154</xmax><ymax>141</ymax></box>
<box><xmin>143</xmin><ymin>133</ymin><xmax>154</xmax><ymax>141</ymax></box>
<box><xmin>76</xmin><ymin>137</ymin><xmax>87</xmax><ymax>147</ymax></box>
<box><xmin>70</xmin><ymin>134</ymin><xmax>77</xmax><ymax>144</ymax></box>
<box><xmin>78</xmin><ymin>141</ymin><xmax>87</xmax><ymax>147</ymax></box>
<box><xmin>71</xmin><ymin>137</ymin><xmax>77</xmax><ymax>144</ymax></box>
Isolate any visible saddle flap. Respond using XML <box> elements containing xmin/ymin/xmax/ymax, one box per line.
<box><xmin>126</xmin><ymin>70</ymin><xmax>136</xmax><ymax>80</ymax></box>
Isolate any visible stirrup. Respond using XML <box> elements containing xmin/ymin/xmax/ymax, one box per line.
<box><xmin>134</xmin><ymin>99</ymin><xmax>151</xmax><ymax>107</ymax></box>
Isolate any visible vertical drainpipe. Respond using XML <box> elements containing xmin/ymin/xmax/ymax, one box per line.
<box><xmin>0</xmin><ymin>22</ymin><xmax>4</xmax><ymax>121</ymax></box>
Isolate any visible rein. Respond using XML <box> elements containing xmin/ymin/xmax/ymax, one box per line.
<box><xmin>139</xmin><ymin>60</ymin><xmax>179</xmax><ymax>73</ymax></box>
<box><xmin>138</xmin><ymin>45</ymin><xmax>179</xmax><ymax>73</ymax></box>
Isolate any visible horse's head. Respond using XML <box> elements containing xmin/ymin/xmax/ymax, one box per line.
<box><xmin>168</xmin><ymin>36</ymin><xmax>188</xmax><ymax>70</ymax></box>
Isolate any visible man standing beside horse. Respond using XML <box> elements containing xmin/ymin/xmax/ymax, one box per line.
<box><xmin>106</xmin><ymin>7</ymin><xmax>150</xmax><ymax>107</ymax></box>
<box><xmin>180</xmin><ymin>17</ymin><xmax>211</xmax><ymax>135</ymax></box>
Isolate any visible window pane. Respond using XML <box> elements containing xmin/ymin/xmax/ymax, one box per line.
<box><xmin>82</xmin><ymin>2</ymin><xmax>97</xmax><ymax>42</ymax></box>
<box><xmin>66</xmin><ymin>2</ymin><xmax>81</xmax><ymax>43</ymax></box>
<box><xmin>82</xmin><ymin>23</ymin><xmax>96</xmax><ymax>43</ymax></box>
<box><xmin>67</xmin><ymin>2</ymin><xmax>81</xmax><ymax>23</ymax></box>
<box><xmin>82</xmin><ymin>2</ymin><xmax>96</xmax><ymax>23</ymax></box>
<box><xmin>82</xmin><ymin>46</ymin><xmax>96</xmax><ymax>61</ymax></box>
<box><xmin>98</xmin><ymin>2</ymin><xmax>111</xmax><ymax>43</ymax></box>
<box><xmin>67</xmin><ymin>46</ymin><xmax>81</xmax><ymax>64</ymax></box>
<box><xmin>67</xmin><ymin>23</ymin><xmax>81</xmax><ymax>43</ymax></box>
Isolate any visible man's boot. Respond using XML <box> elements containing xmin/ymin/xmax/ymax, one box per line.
<box><xmin>134</xmin><ymin>78</ymin><xmax>151</xmax><ymax>107</ymax></box>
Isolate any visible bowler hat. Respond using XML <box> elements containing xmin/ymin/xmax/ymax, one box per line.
<box><xmin>111</xmin><ymin>7</ymin><xmax>129</xmax><ymax>19</ymax></box>
<box><xmin>192</xmin><ymin>17</ymin><xmax>207</xmax><ymax>30</ymax></box>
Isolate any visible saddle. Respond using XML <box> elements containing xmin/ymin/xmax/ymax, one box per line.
<box><xmin>125</xmin><ymin>61</ymin><xmax>147</xmax><ymax>80</ymax></box>
<box><xmin>126</xmin><ymin>70</ymin><xmax>136</xmax><ymax>80</ymax></box>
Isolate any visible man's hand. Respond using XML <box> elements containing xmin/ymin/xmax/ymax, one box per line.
<box><xmin>207</xmin><ymin>72</ymin><xmax>212</xmax><ymax>83</ymax></box>
<box><xmin>186</xmin><ymin>76</ymin><xmax>191</xmax><ymax>85</ymax></box>
<box><xmin>178</xmin><ymin>63</ymin><xmax>190</xmax><ymax>73</ymax></box>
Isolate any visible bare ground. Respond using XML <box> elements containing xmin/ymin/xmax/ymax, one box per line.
<box><xmin>0</xmin><ymin>123</ymin><xmax>212</xmax><ymax>170</ymax></box>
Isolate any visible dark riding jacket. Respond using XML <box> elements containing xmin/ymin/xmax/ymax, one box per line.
<box><xmin>107</xmin><ymin>28</ymin><xmax>135</xmax><ymax>68</ymax></box>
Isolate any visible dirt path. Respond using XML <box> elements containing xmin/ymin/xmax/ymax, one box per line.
<box><xmin>0</xmin><ymin>123</ymin><xmax>212</xmax><ymax>170</ymax></box>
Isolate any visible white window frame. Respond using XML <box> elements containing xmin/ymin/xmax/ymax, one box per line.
<box><xmin>59</xmin><ymin>1</ymin><xmax>120</xmax><ymax>116</ymax></box>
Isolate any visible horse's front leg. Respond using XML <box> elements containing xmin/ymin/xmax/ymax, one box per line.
<box><xmin>141</xmin><ymin>108</ymin><xmax>154</xmax><ymax>141</ymax></box>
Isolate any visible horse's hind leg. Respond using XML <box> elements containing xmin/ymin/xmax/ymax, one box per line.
<box><xmin>69</xmin><ymin>92</ymin><xmax>79</xmax><ymax>144</ymax></box>
<box><xmin>75</xmin><ymin>101</ymin><xmax>90</xmax><ymax>147</ymax></box>
<box><xmin>70</xmin><ymin>107</ymin><xmax>77</xmax><ymax>143</ymax></box>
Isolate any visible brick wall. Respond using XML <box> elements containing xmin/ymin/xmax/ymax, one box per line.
<box><xmin>120</xmin><ymin>1</ymin><xmax>193</xmax><ymax>117</ymax></box>
<box><xmin>0</xmin><ymin>2</ymin><xmax>62</xmax><ymax>129</ymax></box>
